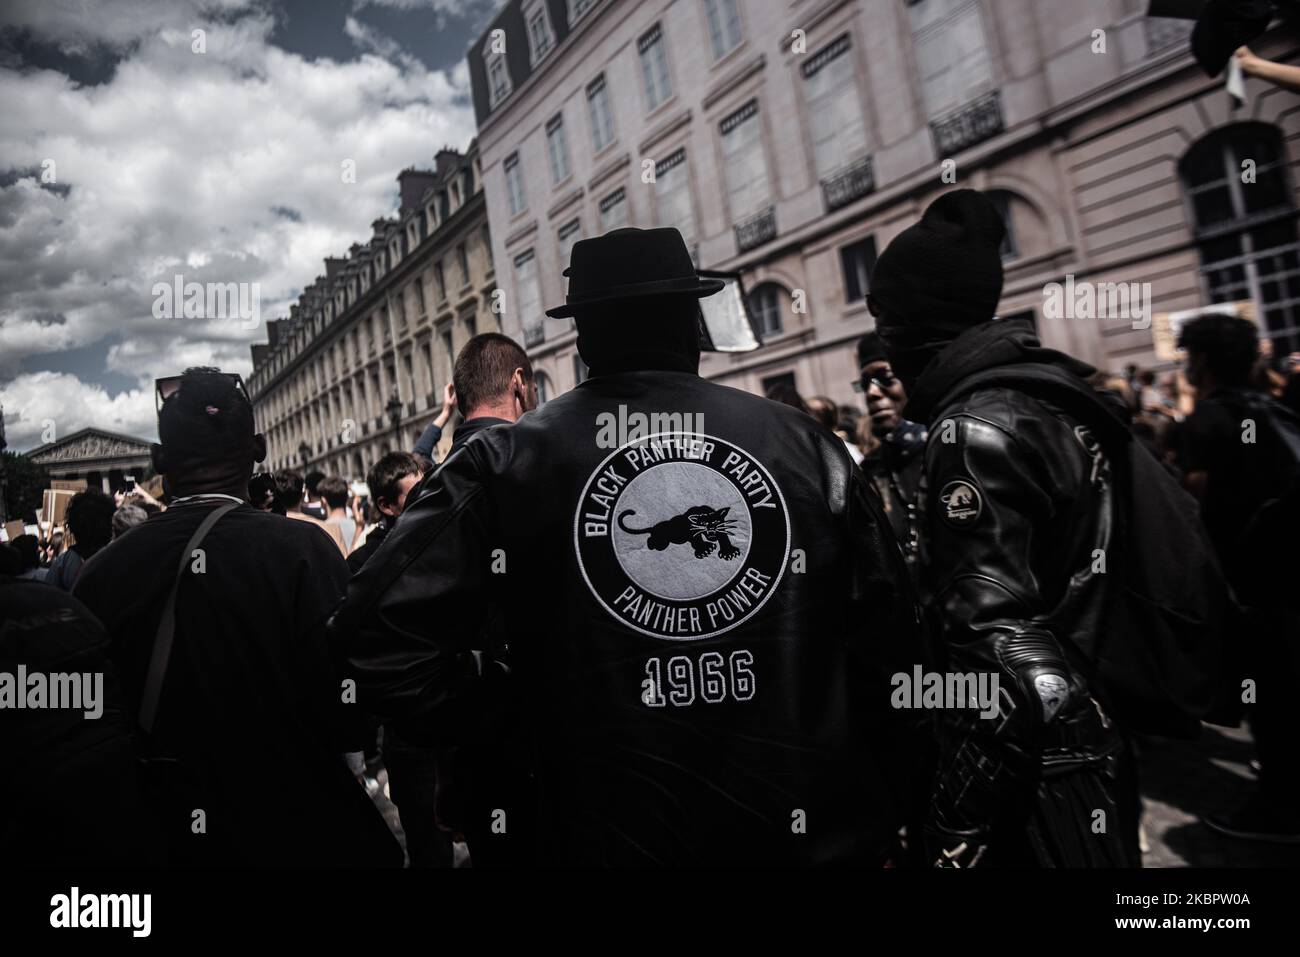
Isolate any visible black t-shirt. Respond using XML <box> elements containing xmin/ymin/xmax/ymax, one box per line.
<box><xmin>74</xmin><ymin>500</ymin><xmax>399</xmax><ymax>866</ymax></box>
<box><xmin>1180</xmin><ymin>389</ymin><xmax>1294</xmax><ymax>570</ymax></box>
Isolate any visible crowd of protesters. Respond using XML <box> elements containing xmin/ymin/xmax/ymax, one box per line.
<box><xmin>4</xmin><ymin>207</ymin><xmax>1300</xmax><ymax>868</ymax></box>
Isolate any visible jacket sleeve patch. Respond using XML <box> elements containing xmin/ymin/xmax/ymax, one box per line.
<box><xmin>937</xmin><ymin>478</ymin><xmax>983</xmax><ymax>529</ymax></box>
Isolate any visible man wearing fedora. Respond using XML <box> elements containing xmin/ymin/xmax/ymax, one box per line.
<box><xmin>329</xmin><ymin>227</ymin><xmax>920</xmax><ymax>866</ymax></box>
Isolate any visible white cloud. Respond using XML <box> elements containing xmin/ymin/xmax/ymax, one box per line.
<box><xmin>1</xmin><ymin>371</ymin><xmax>156</xmax><ymax>448</ymax></box>
<box><xmin>1</xmin><ymin>0</ymin><xmax>479</xmax><ymax>450</ymax></box>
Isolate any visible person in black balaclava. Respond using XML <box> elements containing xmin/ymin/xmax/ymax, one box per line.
<box><xmin>870</xmin><ymin>189</ymin><xmax>1141</xmax><ymax>868</ymax></box>
<box><xmin>855</xmin><ymin>331</ymin><xmax>927</xmax><ymax>576</ymax></box>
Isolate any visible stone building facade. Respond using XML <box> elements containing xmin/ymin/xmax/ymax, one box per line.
<box><xmin>247</xmin><ymin>144</ymin><xmax>497</xmax><ymax>476</ymax></box>
<box><xmin>26</xmin><ymin>428</ymin><xmax>153</xmax><ymax>494</ymax></box>
<box><xmin>466</xmin><ymin>0</ymin><xmax>1300</xmax><ymax>408</ymax></box>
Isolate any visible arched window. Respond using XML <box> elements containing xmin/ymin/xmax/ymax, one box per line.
<box><xmin>747</xmin><ymin>282</ymin><xmax>786</xmax><ymax>338</ymax></box>
<box><xmin>1180</xmin><ymin>123</ymin><xmax>1300</xmax><ymax>354</ymax></box>
<box><xmin>985</xmin><ymin>189</ymin><xmax>1019</xmax><ymax>261</ymax></box>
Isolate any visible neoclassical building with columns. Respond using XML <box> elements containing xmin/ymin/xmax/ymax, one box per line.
<box><xmin>247</xmin><ymin>143</ymin><xmax>497</xmax><ymax>477</ymax></box>
<box><xmin>466</xmin><ymin>0</ymin><xmax>1300</xmax><ymax>408</ymax></box>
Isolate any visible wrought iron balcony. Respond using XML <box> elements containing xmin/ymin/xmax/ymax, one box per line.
<box><xmin>523</xmin><ymin>324</ymin><xmax>545</xmax><ymax>348</ymax></box>
<box><xmin>734</xmin><ymin>205</ymin><xmax>777</xmax><ymax>254</ymax></box>
<box><xmin>931</xmin><ymin>90</ymin><xmax>1004</xmax><ymax>157</ymax></box>
<box><xmin>821</xmin><ymin>155</ymin><xmax>875</xmax><ymax>212</ymax></box>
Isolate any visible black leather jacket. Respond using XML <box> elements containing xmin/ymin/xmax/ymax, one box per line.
<box><xmin>328</xmin><ymin>368</ymin><xmax>921</xmax><ymax>865</ymax></box>
<box><xmin>902</xmin><ymin>319</ymin><xmax>1131</xmax><ymax>866</ymax></box>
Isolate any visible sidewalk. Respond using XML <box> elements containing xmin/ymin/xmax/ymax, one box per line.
<box><xmin>1138</xmin><ymin>723</ymin><xmax>1294</xmax><ymax>867</ymax></box>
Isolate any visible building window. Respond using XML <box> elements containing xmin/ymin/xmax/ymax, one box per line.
<box><xmin>804</xmin><ymin>35</ymin><xmax>869</xmax><ymax>182</ymax></box>
<box><xmin>440</xmin><ymin>328</ymin><xmax>455</xmax><ymax>380</ymax></box>
<box><xmin>599</xmin><ymin>187</ymin><xmax>628</xmax><ymax>231</ymax></box>
<box><xmin>413</xmin><ymin>278</ymin><xmax>426</xmax><ymax>317</ymax></box>
<box><xmin>1181</xmin><ymin>122</ymin><xmax>1300</xmax><ymax>354</ymax></box>
<box><xmin>587</xmin><ymin>74</ymin><xmax>615</xmax><ymax>153</ymax></box>
<box><xmin>720</xmin><ymin>100</ymin><xmax>772</xmax><ymax>224</ymax></box>
<box><xmin>654</xmin><ymin>149</ymin><xmax>695</xmax><ymax>247</ymax></box>
<box><xmin>504</xmin><ymin>152</ymin><xmax>527</xmax><ymax>216</ymax></box>
<box><xmin>558</xmin><ymin>219</ymin><xmax>583</xmax><ymax>292</ymax></box>
<box><xmin>464</xmin><ymin>315</ymin><xmax>477</xmax><ymax>338</ymax></box>
<box><xmin>704</xmin><ymin>0</ymin><xmax>742</xmax><ymax>60</ymax></box>
<box><xmin>457</xmin><ymin>243</ymin><xmax>470</xmax><ymax>288</ymax></box>
<box><xmin>761</xmin><ymin>371</ymin><xmax>796</xmax><ymax>397</ymax></box>
<box><xmin>534</xmin><ymin>370</ymin><xmax>552</xmax><ymax>404</ymax></box>
<box><xmin>515</xmin><ymin>251</ymin><xmax>544</xmax><ymax>344</ymax></box>
<box><xmin>748</xmin><ymin>283</ymin><xmax>784</xmax><ymax>337</ymax></box>
<box><xmin>546</xmin><ymin>114</ymin><xmax>571</xmax><ymax>185</ymax></box>
<box><xmin>840</xmin><ymin>235</ymin><xmax>877</xmax><ymax>304</ymax></box>
<box><xmin>526</xmin><ymin>1</ymin><xmax>554</xmax><ymax>63</ymax></box>
<box><xmin>434</xmin><ymin>261</ymin><xmax>447</xmax><ymax>301</ymax></box>
<box><xmin>487</xmin><ymin>53</ymin><xmax>511</xmax><ymax>108</ymax></box>
<box><xmin>639</xmin><ymin>24</ymin><xmax>672</xmax><ymax>111</ymax></box>
<box><xmin>986</xmin><ymin>190</ymin><xmax>1019</xmax><ymax>261</ymax></box>
<box><xmin>908</xmin><ymin>0</ymin><xmax>995</xmax><ymax>120</ymax></box>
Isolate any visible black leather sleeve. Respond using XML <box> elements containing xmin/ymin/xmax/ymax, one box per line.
<box><xmin>326</xmin><ymin>445</ymin><xmax>497</xmax><ymax>738</ymax></box>
<box><xmin>922</xmin><ymin>411</ymin><xmax>1083</xmax><ymax>855</ymax></box>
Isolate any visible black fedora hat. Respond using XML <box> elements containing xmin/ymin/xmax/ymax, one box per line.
<box><xmin>545</xmin><ymin>227</ymin><xmax>725</xmax><ymax>319</ymax></box>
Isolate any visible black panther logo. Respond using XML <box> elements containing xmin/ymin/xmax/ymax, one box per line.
<box><xmin>617</xmin><ymin>506</ymin><xmax>741</xmax><ymax>560</ymax></box>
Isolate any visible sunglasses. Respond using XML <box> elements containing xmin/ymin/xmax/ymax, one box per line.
<box><xmin>155</xmin><ymin>372</ymin><xmax>249</xmax><ymax>413</ymax></box>
<box><xmin>851</xmin><ymin>370</ymin><xmax>898</xmax><ymax>394</ymax></box>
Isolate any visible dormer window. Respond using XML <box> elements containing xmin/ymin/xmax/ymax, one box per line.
<box><xmin>485</xmin><ymin>46</ymin><xmax>511</xmax><ymax>109</ymax></box>
<box><xmin>525</xmin><ymin>0</ymin><xmax>554</xmax><ymax>65</ymax></box>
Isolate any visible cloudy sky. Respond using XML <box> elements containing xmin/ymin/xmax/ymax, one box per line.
<box><xmin>0</xmin><ymin>0</ymin><xmax>501</xmax><ymax>451</ymax></box>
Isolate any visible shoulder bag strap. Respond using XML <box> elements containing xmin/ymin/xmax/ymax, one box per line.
<box><xmin>138</xmin><ymin>502</ymin><xmax>241</xmax><ymax>733</ymax></box>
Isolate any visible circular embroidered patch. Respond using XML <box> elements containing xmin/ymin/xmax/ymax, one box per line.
<box><xmin>938</xmin><ymin>479</ymin><xmax>983</xmax><ymax>528</ymax></box>
<box><xmin>574</xmin><ymin>432</ymin><xmax>790</xmax><ymax>641</ymax></box>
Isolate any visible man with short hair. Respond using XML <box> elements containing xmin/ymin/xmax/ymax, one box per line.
<box><xmin>1178</xmin><ymin>314</ymin><xmax>1300</xmax><ymax>843</ymax></box>
<box><xmin>330</xmin><ymin>228</ymin><xmax>918</xmax><ymax>866</ymax></box>
<box><xmin>301</xmin><ymin>469</ymin><xmax>327</xmax><ymax>519</ymax></box>
<box><xmin>73</xmin><ymin>367</ymin><xmax>399</xmax><ymax>867</ymax></box>
<box><xmin>111</xmin><ymin>504</ymin><xmax>148</xmax><ymax>539</ymax></box>
<box><xmin>43</xmin><ymin>489</ymin><xmax>115</xmax><ymax>590</ymax></box>
<box><xmin>318</xmin><ymin>475</ymin><xmax>358</xmax><ymax>556</ymax></box>
<box><xmin>372</xmin><ymin>336</ymin><xmax>536</xmax><ymax>867</ymax></box>
<box><xmin>348</xmin><ymin>452</ymin><xmax>423</xmax><ymax>573</ymax></box>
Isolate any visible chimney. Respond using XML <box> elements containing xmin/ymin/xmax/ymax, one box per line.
<box><xmin>323</xmin><ymin>257</ymin><xmax>347</xmax><ymax>279</ymax></box>
<box><xmin>397</xmin><ymin>168</ymin><xmax>440</xmax><ymax>215</ymax></box>
<box><xmin>434</xmin><ymin>148</ymin><xmax>462</xmax><ymax>179</ymax></box>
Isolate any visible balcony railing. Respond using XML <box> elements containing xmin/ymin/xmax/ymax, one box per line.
<box><xmin>523</xmin><ymin>324</ymin><xmax>545</xmax><ymax>348</ymax></box>
<box><xmin>734</xmin><ymin>205</ymin><xmax>777</xmax><ymax>254</ymax></box>
<box><xmin>821</xmin><ymin>155</ymin><xmax>875</xmax><ymax>212</ymax></box>
<box><xmin>931</xmin><ymin>90</ymin><xmax>1004</xmax><ymax>156</ymax></box>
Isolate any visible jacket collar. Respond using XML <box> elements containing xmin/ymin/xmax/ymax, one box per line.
<box><xmin>451</xmin><ymin>416</ymin><xmax>511</xmax><ymax>454</ymax></box>
<box><xmin>904</xmin><ymin>318</ymin><xmax>1096</xmax><ymax>425</ymax></box>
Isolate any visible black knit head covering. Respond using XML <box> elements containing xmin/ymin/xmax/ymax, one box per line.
<box><xmin>869</xmin><ymin>189</ymin><xmax>1006</xmax><ymax>387</ymax></box>
<box><xmin>856</xmin><ymin>331</ymin><xmax>888</xmax><ymax>369</ymax></box>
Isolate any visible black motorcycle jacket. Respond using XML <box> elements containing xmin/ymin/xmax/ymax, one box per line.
<box><xmin>902</xmin><ymin>318</ymin><xmax>1136</xmax><ymax>867</ymax></box>
<box><xmin>327</xmin><ymin>368</ymin><xmax>921</xmax><ymax>866</ymax></box>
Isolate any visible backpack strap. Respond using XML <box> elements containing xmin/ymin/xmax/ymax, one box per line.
<box><xmin>138</xmin><ymin>502</ymin><xmax>241</xmax><ymax>733</ymax></box>
<box><xmin>931</xmin><ymin>364</ymin><xmax>1134</xmax><ymax>463</ymax></box>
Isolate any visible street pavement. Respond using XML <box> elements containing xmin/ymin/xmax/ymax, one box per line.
<box><xmin>363</xmin><ymin>722</ymin><xmax>1295</xmax><ymax>867</ymax></box>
